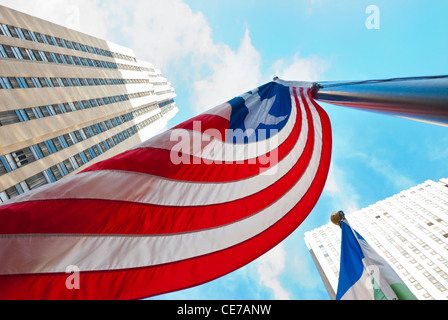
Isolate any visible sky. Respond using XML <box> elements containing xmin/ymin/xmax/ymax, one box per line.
<box><xmin>2</xmin><ymin>0</ymin><xmax>448</xmax><ymax>300</ymax></box>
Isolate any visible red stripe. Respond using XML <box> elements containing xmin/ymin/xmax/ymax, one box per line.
<box><xmin>81</xmin><ymin>146</ymin><xmax>283</xmax><ymax>183</ymax></box>
<box><xmin>0</xmin><ymin>88</ymin><xmax>332</xmax><ymax>300</ymax></box>
<box><xmin>81</xmin><ymin>106</ymin><xmax>300</xmax><ymax>182</ymax></box>
<box><xmin>0</xmin><ymin>89</ymin><xmax>314</xmax><ymax>235</ymax></box>
<box><xmin>173</xmin><ymin>113</ymin><xmax>230</xmax><ymax>140</ymax></box>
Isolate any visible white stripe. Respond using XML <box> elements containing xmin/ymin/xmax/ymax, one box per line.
<box><xmin>5</xmin><ymin>90</ymin><xmax>307</xmax><ymax>207</ymax></box>
<box><xmin>0</xmin><ymin>91</ymin><xmax>324</xmax><ymax>275</ymax></box>
<box><xmin>131</xmin><ymin>100</ymin><xmax>296</xmax><ymax>162</ymax></box>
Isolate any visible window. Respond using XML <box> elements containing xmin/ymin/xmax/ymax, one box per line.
<box><xmin>1</xmin><ymin>77</ymin><xmax>12</xmax><ymax>89</ymax></box>
<box><xmin>28</xmin><ymin>31</ymin><xmax>39</xmax><ymax>42</ymax></box>
<box><xmin>43</xmin><ymin>170</ymin><xmax>56</xmax><ymax>184</ymax></box>
<box><xmin>58</xmin><ymin>162</ymin><xmax>69</xmax><ymax>176</ymax></box>
<box><xmin>63</xmin><ymin>159</ymin><xmax>75</xmax><ymax>173</ymax></box>
<box><xmin>26</xmin><ymin>172</ymin><xmax>48</xmax><ymax>190</ymax></box>
<box><xmin>51</xmin><ymin>138</ymin><xmax>63</xmax><ymax>151</ymax></box>
<box><xmin>0</xmin><ymin>156</ymin><xmax>13</xmax><ymax>173</ymax></box>
<box><xmin>7</xmin><ymin>77</ymin><xmax>19</xmax><ymax>89</ymax></box>
<box><xmin>5</xmin><ymin>186</ymin><xmax>20</xmax><ymax>199</ymax></box>
<box><xmin>12</xmin><ymin>149</ymin><xmax>35</xmax><ymax>167</ymax></box>
<box><xmin>46</xmin><ymin>105</ymin><xmax>57</xmax><ymax>116</ymax></box>
<box><xmin>75</xmin><ymin>101</ymin><xmax>84</xmax><ymax>110</ymax></box>
<box><xmin>15</xmin><ymin>27</ymin><xmax>26</xmax><ymax>40</ymax></box>
<box><xmin>60</xmin><ymin>54</ymin><xmax>68</xmax><ymax>64</ymax></box>
<box><xmin>31</xmin><ymin>78</ymin><xmax>43</xmax><ymax>88</ymax></box>
<box><xmin>11</xmin><ymin>47</ymin><xmax>23</xmax><ymax>59</ymax></box>
<box><xmin>86</xmin><ymin>127</ymin><xmax>95</xmax><ymax>137</ymax></box>
<box><xmin>17</xmin><ymin>78</ymin><xmax>29</xmax><ymax>88</ymax></box>
<box><xmin>0</xmin><ymin>45</ymin><xmax>7</xmax><ymax>58</ymax></box>
<box><xmin>29</xmin><ymin>145</ymin><xmax>43</xmax><ymax>160</ymax></box>
<box><xmin>63</xmin><ymin>134</ymin><xmax>75</xmax><ymax>146</ymax></box>
<box><xmin>34</xmin><ymin>32</ymin><xmax>44</xmax><ymax>43</ymax></box>
<box><xmin>0</xmin><ymin>24</ymin><xmax>12</xmax><ymax>37</ymax></box>
<box><xmin>18</xmin><ymin>47</ymin><xmax>30</xmax><ymax>60</ymax></box>
<box><xmin>56</xmin><ymin>78</ymin><xmax>64</xmax><ymax>87</ymax></box>
<box><xmin>48</xmin><ymin>52</ymin><xmax>58</xmax><ymax>63</ymax></box>
<box><xmin>37</xmin><ymin>51</ymin><xmax>48</xmax><ymax>62</ymax></box>
<box><xmin>78</xmin><ymin>152</ymin><xmax>88</xmax><ymax>164</ymax></box>
<box><xmin>26</xmin><ymin>49</ymin><xmax>37</xmax><ymax>61</ymax></box>
<box><xmin>50</xmin><ymin>165</ymin><xmax>63</xmax><ymax>181</ymax></box>
<box><xmin>7</xmin><ymin>26</ymin><xmax>19</xmax><ymax>38</ymax></box>
<box><xmin>1</xmin><ymin>45</ymin><xmax>14</xmax><ymax>58</ymax></box>
<box><xmin>58</xmin><ymin>136</ymin><xmax>69</xmax><ymax>149</ymax></box>
<box><xmin>36</xmin><ymin>142</ymin><xmax>51</xmax><ymax>157</ymax></box>
<box><xmin>16</xmin><ymin>109</ymin><xmax>29</xmax><ymax>122</ymax></box>
<box><xmin>44</xmin><ymin>140</ymin><xmax>57</xmax><ymax>154</ymax></box>
<box><xmin>79</xmin><ymin>129</ymin><xmax>88</xmax><ymax>140</ymax></box>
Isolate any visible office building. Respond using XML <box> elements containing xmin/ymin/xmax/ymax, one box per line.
<box><xmin>0</xmin><ymin>6</ymin><xmax>179</xmax><ymax>203</ymax></box>
<box><xmin>305</xmin><ymin>178</ymin><xmax>448</xmax><ymax>300</ymax></box>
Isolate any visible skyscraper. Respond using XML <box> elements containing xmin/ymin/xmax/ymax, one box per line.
<box><xmin>305</xmin><ymin>178</ymin><xmax>448</xmax><ymax>300</ymax></box>
<box><xmin>0</xmin><ymin>5</ymin><xmax>178</xmax><ymax>203</ymax></box>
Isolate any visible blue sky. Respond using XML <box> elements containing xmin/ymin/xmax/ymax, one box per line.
<box><xmin>3</xmin><ymin>0</ymin><xmax>448</xmax><ymax>300</ymax></box>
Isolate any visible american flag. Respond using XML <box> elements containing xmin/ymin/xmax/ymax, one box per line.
<box><xmin>0</xmin><ymin>79</ymin><xmax>332</xmax><ymax>300</ymax></box>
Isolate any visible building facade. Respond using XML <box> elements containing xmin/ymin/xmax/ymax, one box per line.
<box><xmin>0</xmin><ymin>6</ymin><xmax>179</xmax><ymax>203</ymax></box>
<box><xmin>305</xmin><ymin>178</ymin><xmax>448</xmax><ymax>300</ymax></box>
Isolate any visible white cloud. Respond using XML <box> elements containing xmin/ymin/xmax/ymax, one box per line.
<box><xmin>1</xmin><ymin>0</ymin><xmax>329</xmax><ymax>115</ymax></box>
<box><xmin>367</xmin><ymin>156</ymin><xmax>416</xmax><ymax>191</ymax></box>
<box><xmin>324</xmin><ymin>162</ymin><xmax>360</xmax><ymax>215</ymax></box>
<box><xmin>272</xmin><ymin>53</ymin><xmax>330</xmax><ymax>82</ymax></box>
<box><xmin>105</xmin><ymin>0</ymin><xmax>216</xmax><ymax>70</ymax></box>
<box><xmin>256</xmin><ymin>244</ymin><xmax>291</xmax><ymax>300</ymax></box>
<box><xmin>0</xmin><ymin>0</ymin><xmax>109</xmax><ymax>39</ymax></box>
<box><xmin>191</xmin><ymin>29</ymin><xmax>262</xmax><ymax>113</ymax></box>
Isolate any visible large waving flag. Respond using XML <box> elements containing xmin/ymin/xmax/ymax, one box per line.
<box><xmin>0</xmin><ymin>79</ymin><xmax>332</xmax><ymax>300</ymax></box>
<box><xmin>336</xmin><ymin>220</ymin><xmax>417</xmax><ymax>300</ymax></box>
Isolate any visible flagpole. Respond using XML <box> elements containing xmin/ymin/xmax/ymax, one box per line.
<box><xmin>312</xmin><ymin>75</ymin><xmax>448</xmax><ymax>127</ymax></box>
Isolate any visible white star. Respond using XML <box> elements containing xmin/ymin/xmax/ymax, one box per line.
<box><xmin>241</xmin><ymin>89</ymin><xmax>288</xmax><ymax>138</ymax></box>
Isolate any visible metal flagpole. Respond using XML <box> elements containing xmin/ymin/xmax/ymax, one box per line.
<box><xmin>311</xmin><ymin>75</ymin><xmax>448</xmax><ymax>127</ymax></box>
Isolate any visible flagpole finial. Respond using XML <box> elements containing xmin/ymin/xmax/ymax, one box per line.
<box><xmin>331</xmin><ymin>211</ymin><xmax>346</xmax><ymax>226</ymax></box>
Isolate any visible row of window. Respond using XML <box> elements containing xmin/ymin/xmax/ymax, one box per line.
<box><xmin>160</xmin><ymin>103</ymin><xmax>177</xmax><ymax>115</ymax></box>
<box><xmin>0</xmin><ymin>22</ymin><xmax>137</xmax><ymax>63</ymax></box>
<box><xmin>0</xmin><ymin>110</ymin><xmax>168</xmax><ymax>203</ymax></box>
<box><xmin>366</xmin><ymin>202</ymin><xmax>448</xmax><ymax>296</ymax></box>
<box><xmin>0</xmin><ymin>102</ymin><xmax>164</xmax><ymax>176</ymax></box>
<box><xmin>0</xmin><ymin>90</ymin><xmax>154</xmax><ymax>126</ymax></box>
<box><xmin>116</xmin><ymin>62</ymin><xmax>153</xmax><ymax>73</ymax></box>
<box><xmin>159</xmin><ymin>99</ymin><xmax>176</xmax><ymax>108</ymax></box>
<box><xmin>156</xmin><ymin>89</ymin><xmax>174</xmax><ymax>96</ymax></box>
<box><xmin>0</xmin><ymin>43</ymin><xmax>118</xmax><ymax>70</ymax></box>
<box><xmin>0</xmin><ymin>75</ymin><xmax>149</xmax><ymax>90</ymax></box>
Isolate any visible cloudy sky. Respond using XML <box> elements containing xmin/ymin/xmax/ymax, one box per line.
<box><xmin>2</xmin><ymin>0</ymin><xmax>448</xmax><ymax>300</ymax></box>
